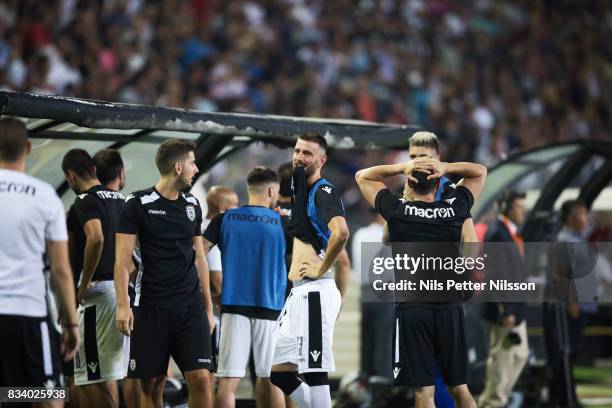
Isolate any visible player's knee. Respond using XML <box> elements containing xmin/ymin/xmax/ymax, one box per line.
<box><xmin>270</xmin><ymin>371</ymin><xmax>302</xmax><ymax>395</ymax></box>
<box><xmin>141</xmin><ymin>376</ymin><xmax>166</xmax><ymax>395</ymax></box>
<box><xmin>303</xmin><ymin>372</ymin><xmax>328</xmax><ymax>386</ymax></box>
<box><xmin>185</xmin><ymin>369</ymin><xmax>211</xmax><ymax>390</ymax></box>
<box><xmin>413</xmin><ymin>386</ymin><xmax>435</xmax><ymax>399</ymax></box>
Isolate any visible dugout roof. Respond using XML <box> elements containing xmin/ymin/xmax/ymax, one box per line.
<box><xmin>0</xmin><ymin>91</ymin><xmax>418</xmax><ymax>206</ymax></box>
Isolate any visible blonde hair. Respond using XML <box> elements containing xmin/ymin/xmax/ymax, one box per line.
<box><xmin>409</xmin><ymin>131</ymin><xmax>439</xmax><ymax>153</ymax></box>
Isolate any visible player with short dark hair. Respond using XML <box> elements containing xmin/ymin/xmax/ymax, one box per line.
<box><xmin>0</xmin><ymin>118</ymin><xmax>80</xmax><ymax>407</ymax></box>
<box><xmin>62</xmin><ymin>148</ymin><xmax>130</xmax><ymax>407</ymax></box>
<box><xmin>115</xmin><ymin>139</ymin><xmax>214</xmax><ymax>408</ymax></box>
<box><xmin>204</xmin><ymin>166</ymin><xmax>286</xmax><ymax>408</ymax></box>
<box><xmin>270</xmin><ymin>134</ymin><xmax>349</xmax><ymax>408</ymax></box>
<box><xmin>355</xmin><ymin>156</ymin><xmax>486</xmax><ymax>408</ymax></box>
<box><xmin>93</xmin><ymin>149</ymin><xmax>126</xmax><ymax>188</ymax></box>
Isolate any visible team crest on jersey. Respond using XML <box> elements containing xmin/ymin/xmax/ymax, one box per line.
<box><xmin>129</xmin><ymin>359</ymin><xmax>136</xmax><ymax>371</ymax></box>
<box><xmin>186</xmin><ymin>205</ymin><xmax>196</xmax><ymax>221</ymax></box>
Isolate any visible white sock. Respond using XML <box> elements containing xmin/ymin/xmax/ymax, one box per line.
<box><xmin>290</xmin><ymin>382</ymin><xmax>311</xmax><ymax>408</ymax></box>
<box><xmin>310</xmin><ymin>384</ymin><xmax>331</xmax><ymax>408</ymax></box>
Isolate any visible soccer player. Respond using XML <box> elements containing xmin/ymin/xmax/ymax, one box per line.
<box><xmin>115</xmin><ymin>139</ymin><xmax>214</xmax><ymax>408</ymax></box>
<box><xmin>355</xmin><ymin>156</ymin><xmax>486</xmax><ymax>408</ymax></box>
<box><xmin>61</xmin><ymin>148</ymin><xmax>130</xmax><ymax>407</ymax></box>
<box><xmin>0</xmin><ymin>117</ymin><xmax>80</xmax><ymax>407</ymax></box>
<box><xmin>203</xmin><ymin>167</ymin><xmax>286</xmax><ymax>408</ymax></box>
<box><xmin>270</xmin><ymin>133</ymin><xmax>349</xmax><ymax>408</ymax></box>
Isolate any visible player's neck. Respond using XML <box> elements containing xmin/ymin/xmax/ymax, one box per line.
<box><xmin>105</xmin><ymin>178</ymin><xmax>121</xmax><ymax>191</ymax></box>
<box><xmin>412</xmin><ymin>193</ymin><xmax>435</xmax><ymax>202</ymax></box>
<box><xmin>278</xmin><ymin>196</ymin><xmax>291</xmax><ymax>203</ymax></box>
<box><xmin>79</xmin><ymin>178</ymin><xmax>102</xmax><ymax>193</ymax></box>
<box><xmin>0</xmin><ymin>159</ymin><xmax>26</xmax><ymax>172</ymax></box>
<box><xmin>155</xmin><ymin>177</ymin><xmax>180</xmax><ymax>200</ymax></box>
<box><xmin>248</xmin><ymin>195</ymin><xmax>270</xmax><ymax>208</ymax></box>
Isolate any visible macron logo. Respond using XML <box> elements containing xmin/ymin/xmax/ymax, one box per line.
<box><xmin>393</xmin><ymin>367</ymin><xmax>401</xmax><ymax>379</ymax></box>
<box><xmin>321</xmin><ymin>186</ymin><xmax>332</xmax><ymax>194</ymax></box>
<box><xmin>148</xmin><ymin>209</ymin><xmax>166</xmax><ymax>215</ymax></box>
<box><xmin>445</xmin><ymin>197</ymin><xmax>456</xmax><ymax>205</ymax></box>
<box><xmin>310</xmin><ymin>350</ymin><xmax>321</xmax><ymax>362</ymax></box>
<box><xmin>404</xmin><ymin>205</ymin><xmax>455</xmax><ymax>219</ymax></box>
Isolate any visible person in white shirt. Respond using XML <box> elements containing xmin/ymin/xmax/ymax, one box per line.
<box><xmin>0</xmin><ymin>117</ymin><xmax>79</xmax><ymax>406</ymax></box>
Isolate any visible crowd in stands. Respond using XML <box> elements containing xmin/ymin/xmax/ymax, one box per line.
<box><xmin>1</xmin><ymin>0</ymin><xmax>610</xmax><ymax>202</ymax></box>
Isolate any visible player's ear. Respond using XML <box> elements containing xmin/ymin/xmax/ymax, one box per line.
<box><xmin>320</xmin><ymin>153</ymin><xmax>327</xmax><ymax>167</ymax></box>
<box><xmin>174</xmin><ymin>161</ymin><xmax>181</xmax><ymax>175</ymax></box>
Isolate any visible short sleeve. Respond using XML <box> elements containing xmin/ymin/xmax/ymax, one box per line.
<box><xmin>66</xmin><ymin>205</ymin><xmax>80</xmax><ymax>233</ymax></box>
<box><xmin>374</xmin><ymin>189</ymin><xmax>402</xmax><ymax>220</ymax></box>
<box><xmin>207</xmin><ymin>247</ymin><xmax>222</xmax><ymax>271</ymax></box>
<box><xmin>45</xmin><ymin>190</ymin><xmax>68</xmax><ymax>241</ymax></box>
<box><xmin>117</xmin><ymin>195</ymin><xmax>140</xmax><ymax>235</ymax></box>
<box><xmin>194</xmin><ymin>204</ymin><xmax>203</xmax><ymax>236</ymax></box>
<box><xmin>314</xmin><ymin>184</ymin><xmax>345</xmax><ymax>224</ymax></box>
<box><xmin>453</xmin><ymin>186</ymin><xmax>474</xmax><ymax>218</ymax></box>
<box><xmin>203</xmin><ymin>213</ymin><xmax>224</xmax><ymax>245</ymax></box>
<box><xmin>74</xmin><ymin>194</ymin><xmax>101</xmax><ymax>225</ymax></box>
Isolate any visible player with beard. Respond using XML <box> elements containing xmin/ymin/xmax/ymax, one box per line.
<box><xmin>115</xmin><ymin>139</ymin><xmax>215</xmax><ymax>408</ymax></box>
<box><xmin>270</xmin><ymin>133</ymin><xmax>349</xmax><ymax>408</ymax></box>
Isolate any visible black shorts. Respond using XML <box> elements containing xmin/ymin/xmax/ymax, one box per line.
<box><xmin>392</xmin><ymin>305</ymin><xmax>467</xmax><ymax>387</ymax></box>
<box><xmin>127</xmin><ymin>304</ymin><xmax>213</xmax><ymax>379</ymax></box>
<box><xmin>0</xmin><ymin>314</ymin><xmax>63</xmax><ymax>388</ymax></box>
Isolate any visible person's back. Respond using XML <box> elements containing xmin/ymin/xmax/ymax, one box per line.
<box><xmin>0</xmin><ymin>169</ymin><xmax>66</xmax><ymax>316</ymax></box>
<box><xmin>218</xmin><ymin>205</ymin><xmax>286</xmax><ymax>313</ymax></box>
<box><xmin>356</xmin><ymin>155</ymin><xmax>485</xmax><ymax>408</ymax></box>
<box><xmin>203</xmin><ymin>166</ymin><xmax>287</xmax><ymax>408</ymax></box>
<box><xmin>0</xmin><ymin>117</ymin><xmax>79</xmax><ymax>396</ymax></box>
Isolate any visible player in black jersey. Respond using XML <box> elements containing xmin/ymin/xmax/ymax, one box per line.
<box><xmin>115</xmin><ymin>139</ymin><xmax>214</xmax><ymax>408</ymax></box>
<box><xmin>62</xmin><ymin>149</ymin><xmax>130</xmax><ymax>407</ymax></box>
<box><xmin>356</xmin><ymin>157</ymin><xmax>486</xmax><ymax>408</ymax></box>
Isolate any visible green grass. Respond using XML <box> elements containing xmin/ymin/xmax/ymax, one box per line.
<box><xmin>575</xmin><ymin>366</ymin><xmax>612</xmax><ymax>384</ymax></box>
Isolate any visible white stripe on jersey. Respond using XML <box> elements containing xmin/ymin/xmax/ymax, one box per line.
<box><xmin>140</xmin><ymin>191</ymin><xmax>160</xmax><ymax>205</ymax></box>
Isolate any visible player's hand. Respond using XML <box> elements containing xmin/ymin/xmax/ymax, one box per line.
<box><xmin>77</xmin><ymin>281</ymin><xmax>95</xmax><ymax>305</ymax></box>
<box><xmin>299</xmin><ymin>260</ymin><xmax>322</xmax><ymax>280</ymax></box>
<box><xmin>61</xmin><ymin>326</ymin><xmax>80</xmax><ymax>362</ymax></box>
<box><xmin>207</xmin><ymin>310</ymin><xmax>215</xmax><ymax>334</ymax></box>
<box><xmin>116</xmin><ymin>306</ymin><xmax>134</xmax><ymax>336</ymax></box>
<box><xmin>402</xmin><ymin>162</ymin><xmax>418</xmax><ymax>183</ymax></box>
<box><xmin>412</xmin><ymin>157</ymin><xmax>445</xmax><ymax>180</ymax></box>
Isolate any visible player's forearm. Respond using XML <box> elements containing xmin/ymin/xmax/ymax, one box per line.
<box><xmin>52</xmin><ymin>265</ymin><xmax>78</xmax><ymax>325</ymax></box>
<box><xmin>114</xmin><ymin>262</ymin><xmax>131</xmax><ymax>309</ymax></box>
<box><xmin>48</xmin><ymin>242</ymin><xmax>78</xmax><ymax>325</ymax></box>
<box><xmin>334</xmin><ymin>251</ymin><xmax>350</xmax><ymax>297</ymax></box>
<box><xmin>443</xmin><ymin>162</ymin><xmax>487</xmax><ymax>179</ymax></box>
<box><xmin>355</xmin><ymin>163</ymin><xmax>407</xmax><ymax>183</ymax></box>
<box><xmin>80</xmin><ymin>238</ymin><xmax>103</xmax><ymax>288</ymax></box>
<box><xmin>318</xmin><ymin>231</ymin><xmax>349</xmax><ymax>277</ymax></box>
<box><xmin>197</xmin><ymin>257</ymin><xmax>214</xmax><ymax>313</ymax></box>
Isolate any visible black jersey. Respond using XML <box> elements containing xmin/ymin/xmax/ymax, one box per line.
<box><xmin>375</xmin><ymin>186</ymin><xmax>474</xmax><ymax>306</ymax></box>
<box><xmin>117</xmin><ymin>187</ymin><xmax>203</xmax><ymax>308</ymax></box>
<box><xmin>74</xmin><ymin>185</ymin><xmax>125</xmax><ymax>281</ymax></box>
<box><xmin>67</xmin><ymin>204</ymin><xmax>85</xmax><ymax>289</ymax></box>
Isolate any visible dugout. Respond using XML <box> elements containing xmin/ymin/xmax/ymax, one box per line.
<box><xmin>468</xmin><ymin>140</ymin><xmax>612</xmax><ymax>398</ymax></box>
